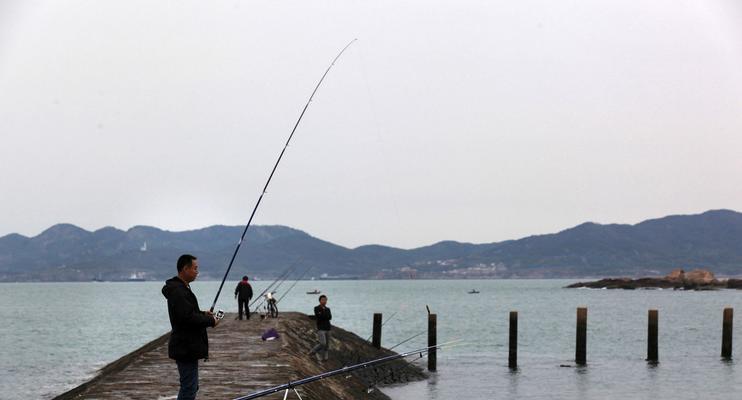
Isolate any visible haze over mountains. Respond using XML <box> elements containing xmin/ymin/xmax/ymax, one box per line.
<box><xmin>1</xmin><ymin>210</ymin><xmax>741</xmax><ymax>282</ymax></box>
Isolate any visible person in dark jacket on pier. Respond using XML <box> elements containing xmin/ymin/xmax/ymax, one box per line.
<box><xmin>309</xmin><ymin>294</ymin><xmax>332</xmax><ymax>361</ymax></box>
<box><xmin>234</xmin><ymin>275</ymin><xmax>253</xmax><ymax>320</ymax></box>
<box><xmin>162</xmin><ymin>254</ymin><xmax>219</xmax><ymax>400</ymax></box>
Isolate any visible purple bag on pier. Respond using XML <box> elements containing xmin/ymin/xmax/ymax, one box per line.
<box><xmin>261</xmin><ymin>328</ymin><xmax>280</xmax><ymax>341</ymax></box>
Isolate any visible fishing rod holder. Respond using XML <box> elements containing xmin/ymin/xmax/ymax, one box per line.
<box><xmin>282</xmin><ymin>386</ymin><xmax>304</xmax><ymax>400</ymax></box>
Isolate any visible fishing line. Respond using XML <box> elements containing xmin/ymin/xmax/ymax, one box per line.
<box><xmin>356</xmin><ymin>44</ymin><xmax>407</xmax><ymax>255</ymax></box>
<box><xmin>249</xmin><ymin>259</ymin><xmax>301</xmax><ymax>309</ymax></box>
<box><xmin>276</xmin><ymin>265</ymin><xmax>315</xmax><ymax>304</ymax></box>
<box><xmin>364</xmin><ymin>305</ymin><xmax>405</xmax><ymax>342</ymax></box>
<box><xmin>209</xmin><ymin>39</ymin><xmax>357</xmax><ymax>312</ymax></box>
<box><xmin>252</xmin><ymin>266</ymin><xmax>295</xmax><ymax>313</ymax></box>
<box><xmin>388</xmin><ymin>330</ymin><xmax>427</xmax><ymax>351</ymax></box>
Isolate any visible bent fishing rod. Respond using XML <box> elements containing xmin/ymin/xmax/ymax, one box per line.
<box><xmin>209</xmin><ymin>38</ymin><xmax>357</xmax><ymax>312</ymax></box>
<box><xmin>232</xmin><ymin>340</ymin><xmax>461</xmax><ymax>400</ymax></box>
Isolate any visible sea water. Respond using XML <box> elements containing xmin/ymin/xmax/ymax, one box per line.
<box><xmin>1</xmin><ymin>279</ymin><xmax>740</xmax><ymax>399</ymax></box>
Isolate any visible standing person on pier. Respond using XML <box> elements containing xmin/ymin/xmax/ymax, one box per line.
<box><xmin>234</xmin><ymin>275</ymin><xmax>253</xmax><ymax>320</ymax></box>
<box><xmin>162</xmin><ymin>254</ymin><xmax>220</xmax><ymax>400</ymax></box>
<box><xmin>309</xmin><ymin>294</ymin><xmax>332</xmax><ymax>361</ymax></box>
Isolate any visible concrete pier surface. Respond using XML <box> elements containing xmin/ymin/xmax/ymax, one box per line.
<box><xmin>53</xmin><ymin>312</ymin><xmax>425</xmax><ymax>400</ymax></box>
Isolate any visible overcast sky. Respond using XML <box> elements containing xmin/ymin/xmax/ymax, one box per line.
<box><xmin>1</xmin><ymin>0</ymin><xmax>741</xmax><ymax>248</ymax></box>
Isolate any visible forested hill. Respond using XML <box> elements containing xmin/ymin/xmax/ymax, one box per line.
<box><xmin>1</xmin><ymin>209</ymin><xmax>741</xmax><ymax>281</ymax></box>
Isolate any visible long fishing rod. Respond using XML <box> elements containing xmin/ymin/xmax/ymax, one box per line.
<box><xmin>367</xmin><ymin>339</ymin><xmax>466</xmax><ymax>392</ymax></box>
<box><xmin>365</xmin><ymin>351</ymin><xmax>427</xmax><ymax>393</ymax></box>
<box><xmin>247</xmin><ymin>270</ymin><xmax>288</xmax><ymax>308</ymax></box>
<box><xmin>253</xmin><ymin>258</ymin><xmax>301</xmax><ymax>304</ymax></box>
<box><xmin>248</xmin><ymin>261</ymin><xmax>299</xmax><ymax>309</ymax></box>
<box><xmin>364</xmin><ymin>309</ymin><xmax>401</xmax><ymax>342</ymax></box>
<box><xmin>389</xmin><ymin>330</ymin><xmax>426</xmax><ymax>351</ymax></box>
<box><xmin>349</xmin><ymin>325</ymin><xmax>429</xmax><ymax>384</ymax></box>
<box><xmin>232</xmin><ymin>340</ymin><xmax>460</xmax><ymax>400</ymax></box>
<box><xmin>253</xmin><ymin>261</ymin><xmax>298</xmax><ymax>313</ymax></box>
<box><xmin>209</xmin><ymin>38</ymin><xmax>358</xmax><ymax>312</ymax></box>
<box><xmin>251</xmin><ymin>264</ymin><xmax>299</xmax><ymax>313</ymax></box>
<box><xmin>344</xmin><ymin>307</ymin><xmax>423</xmax><ymax>378</ymax></box>
<box><xmin>276</xmin><ymin>265</ymin><xmax>315</xmax><ymax>303</ymax></box>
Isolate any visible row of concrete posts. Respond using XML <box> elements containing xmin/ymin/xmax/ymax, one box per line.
<box><xmin>370</xmin><ymin>307</ymin><xmax>734</xmax><ymax>371</ymax></box>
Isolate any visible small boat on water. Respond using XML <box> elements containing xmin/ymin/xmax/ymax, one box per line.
<box><xmin>468</xmin><ymin>289</ymin><xmax>480</xmax><ymax>294</ymax></box>
<box><xmin>306</xmin><ymin>289</ymin><xmax>321</xmax><ymax>295</ymax></box>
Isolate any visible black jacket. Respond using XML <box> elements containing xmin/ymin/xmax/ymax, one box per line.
<box><xmin>234</xmin><ymin>281</ymin><xmax>253</xmax><ymax>299</ymax></box>
<box><xmin>313</xmin><ymin>305</ymin><xmax>332</xmax><ymax>331</ymax></box>
<box><xmin>162</xmin><ymin>277</ymin><xmax>215</xmax><ymax>361</ymax></box>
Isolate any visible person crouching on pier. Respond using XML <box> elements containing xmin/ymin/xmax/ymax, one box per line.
<box><xmin>234</xmin><ymin>275</ymin><xmax>253</xmax><ymax>320</ymax></box>
<box><xmin>309</xmin><ymin>294</ymin><xmax>332</xmax><ymax>361</ymax></box>
<box><xmin>162</xmin><ymin>254</ymin><xmax>220</xmax><ymax>400</ymax></box>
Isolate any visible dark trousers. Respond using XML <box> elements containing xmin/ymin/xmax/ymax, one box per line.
<box><xmin>176</xmin><ymin>360</ymin><xmax>199</xmax><ymax>400</ymax></box>
<box><xmin>238</xmin><ymin>297</ymin><xmax>250</xmax><ymax>320</ymax></box>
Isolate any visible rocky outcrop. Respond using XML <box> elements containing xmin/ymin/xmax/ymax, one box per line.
<box><xmin>684</xmin><ymin>269</ymin><xmax>716</xmax><ymax>285</ymax></box>
<box><xmin>666</xmin><ymin>269</ymin><xmax>685</xmax><ymax>281</ymax></box>
<box><xmin>566</xmin><ymin>268</ymin><xmax>729</xmax><ymax>290</ymax></box>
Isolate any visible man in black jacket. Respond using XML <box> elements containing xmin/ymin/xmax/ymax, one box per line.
<box><xmin>309</xmin><ymin>294</ymin><xmax>332</xmax><ymax>361</ymax></box>
<box><xmin>162</xmin><ymin>254</ymin><xmax>219</xmax><ymax>400</ymax></box>
<box><xmin>234</xmin><ymin>275</ymin><xmax>253</xmax><ymax>320</ymax></box>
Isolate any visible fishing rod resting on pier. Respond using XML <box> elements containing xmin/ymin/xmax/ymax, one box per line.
<box><xmin>232</xmin><ymin>340</ymin><xmax>461</xmax><ymax>400</ymax></box>
<box><xmin>248</xmin><ymin>268</ymin><xmax>290</xmax><ymax>308</ymax></box>
<box><xmin>251</xmin><ymin>264</ymin><xmax>306</xmax><ymax>315</ymax></box>
<box><xmin>249</xmin><ymin>260</ymin><xmax>300</xmax><ymax>310</ymax></box>
<box><xmin>276</xmin><ymin>265</ymin><xmax>315</xmax><ymax>303</ymax></box>
<box><xmin>209</xmin><ymin>39</ymin><xmax>357</xmax><ymax>312</ymax></box>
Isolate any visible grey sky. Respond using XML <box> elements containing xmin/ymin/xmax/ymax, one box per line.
<box><xmin>1</xmin><ymin>0</ymin><xmax>741</xmax><ymax>248</ymax></box>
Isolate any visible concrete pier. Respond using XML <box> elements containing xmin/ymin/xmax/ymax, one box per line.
<box><xmin>53</xmin><ymin>312</ymin><xmax>424</xmax><ymax>400</ymax></box>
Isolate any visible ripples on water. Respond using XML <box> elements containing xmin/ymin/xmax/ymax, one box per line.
<box><xmin>1</xmin><ymin>280</ymin><xmax>740</xmax><ymax>399</ymax></box>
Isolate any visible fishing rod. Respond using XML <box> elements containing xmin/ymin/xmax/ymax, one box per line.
<box><xmin>348</xmin><ymin>327</ymin><xmax>429</xmax><ymax>384</ymax></box>
<box><xmin>276</xmin><ymin>265</ymin><xmax>315</xmax><ymax>303</ymax></box>
<box><xmin>209</xmin><ymin>38</ymin><xmax>358</xmax><ymax>312</ymax></box>
<box><xmin>247</xmin><ymin>270</ymin><xmax>288</xmax><ymax>308</ymax></box>
<box><xmin>248</xmin><ymin>261</ymin><xmax>299</xmax><ymax>309</ymax></box>
<box><xmin>232</xmin><ymin>340</ymin><xmax>461</xmax><ymax>400</ymax></box>
<box><xmin>254</xmin><ymin>266</ymin><xmax>314</xmax><ymax>318</ymax></box>
<box><xmin>344</xmin><ymin>307</ymin><xmax>425</xmax><ymax>379</ymax></box>
<box><xmin>364</xmin><ymin>351</ymin><xmax>426</xmax><ymax>393</ymax></box>
<box><xmin>367</xmin><ymin>339</ymin><xmax>466</xmax><ymax>392</ymax></box>
<box><xmin>251</xmin><ymin>264</ymin><xmax>299</xmax><ymax>313</ymax></box>
<box><xmin>340</xmin><ymin>304</ymin><xmax>408</xmax><ymax>368</ymax></box>
<box><xmin>364</xmin><ymin>309</ymin><xmax>401</xmax><ymax>342</ymax></box>
<box><xmin>389</xmin><ymin>330</ymin><xmax>426</xmax><ymax>351</ymax></box>
<box><xmin>353</xmin><ymin>321</ymin><xmax>424</xmax><ymax>373</ymax></box>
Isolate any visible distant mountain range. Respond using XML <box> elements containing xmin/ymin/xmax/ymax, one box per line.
<box><xmin>1</xmin><ymin>209</ymin><xmax>741</xmax><ymax>281</ymax></box>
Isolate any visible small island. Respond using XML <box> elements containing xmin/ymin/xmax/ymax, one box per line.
<box><xmin>566</xmin><ymin>269</ymin><xmax>742</xmax><ymax>290</ymax></box>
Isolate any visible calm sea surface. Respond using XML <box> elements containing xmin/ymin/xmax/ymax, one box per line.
<box><xmin>1</xmin><ymin>279</ymin><xmax>740</xmax><ymax>399</ymax></box>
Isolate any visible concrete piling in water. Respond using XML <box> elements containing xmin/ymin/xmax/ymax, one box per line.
<box><xmin>509</xmin><ymin>311</ymin><xmax>518</xmax><ymax>369</ymax></box>
<box><xmin>647</xmin><ymin>309</ymin><xmax>659</xmax><ymax>363</ymax></box>
<box><xmin>722</xmin><ymin>308</ymin><xmax>733</xmax><ymax>359</ymax></box>
<box><xmin>372</xmin><ymin>313</ymin><xmax>382</xmax><ymax>349</ymax></box>
<box><xmin>428</xmin><ymin>313</ymin><xmax>437</xmax><ymax>372</ymax></box>
<box><xmin>576</xmin><ymin>307</ymin><xmax>587</xmax><ymax>365</ymax></box>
